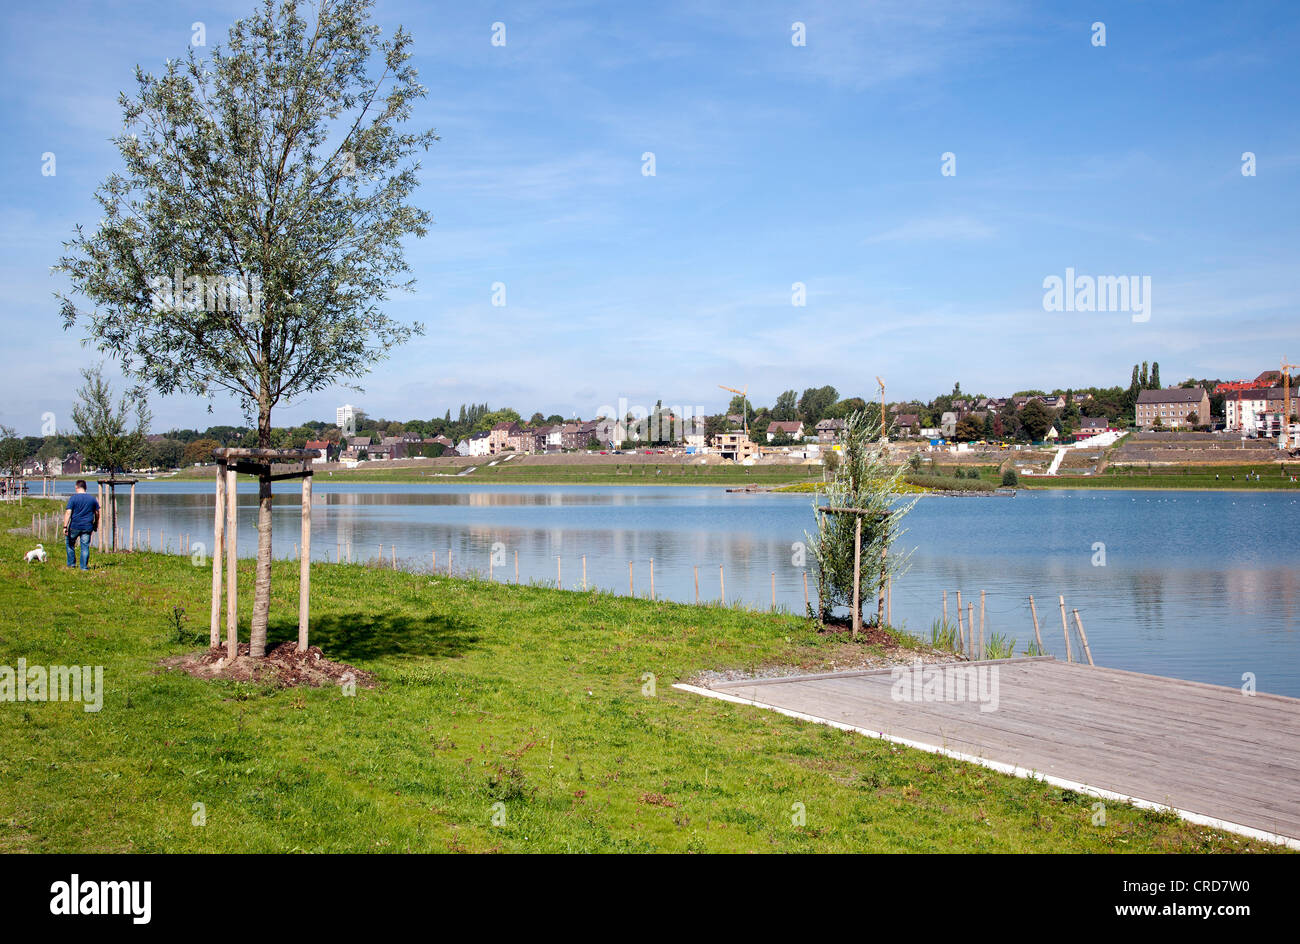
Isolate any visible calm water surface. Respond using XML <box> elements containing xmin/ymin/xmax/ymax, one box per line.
<box><xmin>71</xmin><ymin>481</ymin><xmax>1300</xmax><ymax>696</ymax></box>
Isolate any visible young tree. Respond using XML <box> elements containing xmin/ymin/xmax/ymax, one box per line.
<box><xmin>55</xmin><ymin>0</ymin><xmax>436</xmax><ymax>657</ymax></box>
<box><xmin>0</xmin><ymin>426</ymin><xmax>26</xmax><ymax>481</ymax></box>
<box><xmin>806</xmin><ymin>410</ymin><xmax>916</xmax><ymax>625</ymax></box>
<box><xmin>1019</xmin><ymin>399</ymin><xmax>1055</xmax><ymax>441</ymax></box>
<box><xmin>1150</xmin><ymin>361</ymin><xmax>1161</xmax><ymax>390</ymax></box>
<box><xmin>71</xmin><ymin>366</ymin><xmax>151</xmax><ymax>475</ymax></box>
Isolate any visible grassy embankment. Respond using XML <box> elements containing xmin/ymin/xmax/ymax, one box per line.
<box><xmin>0</xmin><ymin>498</ymin><xmax>1275</xmax><ymax>853</ymax></box>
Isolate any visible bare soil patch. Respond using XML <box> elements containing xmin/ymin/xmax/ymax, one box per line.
<box><xmin>161</xmin><ymin>642</ymin><xmax>375</xmax><ymax>689</ymax></box>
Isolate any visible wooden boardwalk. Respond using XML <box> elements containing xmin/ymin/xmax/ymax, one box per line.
<box><xmin>676</xmin><ymin>657</ymin><xmax>1300</xmax><ymax>847</ymax></box>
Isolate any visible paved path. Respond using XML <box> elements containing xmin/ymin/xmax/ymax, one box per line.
<box><xmin>676</xmin><ymin>656</ymin><xmax>1300</xmax><ymax>847</ymax></box>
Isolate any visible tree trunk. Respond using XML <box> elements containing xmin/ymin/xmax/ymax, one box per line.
<box><xmin>249</xmin><ymin>398</ymin><xmax>274</xmax><ymax>658</ymax></box>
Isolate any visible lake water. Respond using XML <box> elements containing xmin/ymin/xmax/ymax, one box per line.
<box><xmin>64</xmin><ymin>481</ymin><xmax>1300</xmax><ymax>696</ymax></box>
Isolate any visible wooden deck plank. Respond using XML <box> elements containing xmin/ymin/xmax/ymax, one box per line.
<box><xmin>687</xmin><ymin>659</ymin><xmax>1300</xmax><ymax>844</ymax></box>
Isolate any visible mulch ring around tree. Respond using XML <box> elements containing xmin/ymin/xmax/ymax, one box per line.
<box><xmin>161</xmin><ymin>642</ymin><xmax>376</xmax><ymax>689</ymax></box>
<box><xmin>816</xmin><ymin>617</ymin><xmax>903</xmax><ymax>647</ymax></box>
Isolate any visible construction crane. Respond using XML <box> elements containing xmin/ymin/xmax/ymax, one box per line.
<box><xmin>1283</xmin><ymin>359</ymin><xmax>1299</xmax><ymax>449</ymax></box>
<box><xmin>875</xmin><ymin>376</ymin><xmax>887</xmax><ymax>442</ymax></box>
<box><xmin>719</xmin><ymin>384</ymin><xmax>749</xmax><ymax>435</ymax></box>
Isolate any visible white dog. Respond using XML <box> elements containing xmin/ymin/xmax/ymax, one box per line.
<box><xmin>25</xmin><ymin>544</ymin><xmax>47</xmax><ymax>563</ymax></box>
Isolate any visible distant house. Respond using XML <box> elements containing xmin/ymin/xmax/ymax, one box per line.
<box><xmin>765</xmin><ymin>420</ymin><xmax>804</xmax><ymax>442</ymax></box>
<box><xmin>893</xmin><ymin>413</ymin><xmax>920</xmax><ymax>435</ymax></box>
<box><xmin>61</xmin><ymin>452</ymin><xmax>83</xmax><ymax>476</ymax></box>
<box><xmin>465</xmin><ymin>431</ymin><xmax>491</xmax><ymax>457</ymax></box>
<box><xmin>815</xmin><ymin>418</ymin><xmax>845</xmax><ymax>443</ymax></box>
<box><xmin>1136</xmin><ymin>387</ymin><xmax>1212</xmax><ymax>429</ymax></box>
<box><xmin>488</xmin><ymin>422</ymin><xmax>515</xmax><ymax>455</ymax></box>
<box><xmin>304</xmin><ymin>439</ymin><xmax>331</xmax><ymax>461</ymax></box>
<box><xmin>1075</xmin><ymin>416</ymin><xmax>1113</xmax><ymax>438</ymax></box>
<box><xmin>1224</xmin><ymin>387</ymin><xmax>1298</xmax><ymax>436</ymax></box>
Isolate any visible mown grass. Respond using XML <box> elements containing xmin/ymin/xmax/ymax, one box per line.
<box><xmin>0</xmin><ymin>498</ymin><xmax>1278</xmax><ymax>853</ymax></box>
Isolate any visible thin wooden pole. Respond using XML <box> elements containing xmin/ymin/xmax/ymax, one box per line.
<box><xmin>1029</xmin><ymin>595</ymin><xmax>1044</xmax><ymax>655</ymax></box>
<box><xmin>629</xmin><ymin>561</ymin><xmax>634</xmax><ymax>597</ymax></box>
<box><xmin>391</xmin><ymin>544</ymin><xmax>396</xmax><ymax>569</ymax></box>
<box><xmin>979</xmin><ymin>590</ymin><xmax>986</xmax><ymax>660</ymax></box>
<box><xmin>649</xmin><ymin>558</ymin><xmax>654</xmax><ymax>600</ymax></box>
<box><xmin>956</xmin><ymin>590</ymin><xmax>965</xmax><ymax>656</ymax></box>
<box><xmin>490</xmin><ymin>555</ymin><xmax>494</xmax><ymax>581</ymax></box>
<box><xmin>298</xmin><ymin>474</ymin><xmax>311</xmax><ymax>651</ymax></box>
<box><xmin>802</xmin><ymin>570</ymin><xmax>809</xmax><ymax>614</ymax></box>
<box><xmin>1072</xmin><ymin>609</ymin><xmax>1095</xmax><ymax>666</ymax></box>
<box><xmin>225</xmin><ymin>465</ymin><xmax>238</xmax><ymax>659</ymax></box>
<box><xmin>448</xmin><ymin>547</ymin><xmax>452</xmax><ymax>575</ymax></box>
<box><xmin>719</xmin><ymin>565</ymin><xmax>724</xmax><ymax>605</ymax></box>
<box><xmin>968</xmin><ymin>603</ymin><xmax>974</xmax><ymax>655</ymax></box>
<box><xmin>129</xmin><ymin>483</ymin><xmax>135</xmax><ymax>552</ymax></box>
<box><xmin>1059</xmin><ymin>595</ymin><xmax>1072</xmax><ymax>663</ymax></box>
<box><xmin>771</xmin><ymin>571</ymin><xmax>776</xmax><ymax>611</ymax></box>
<box><xmin>514</xmin><ymin>550</ymin><xmax>519</xmax><ymax>583</ymax></box>
<box><xmin>146</xmin><ymin>527</ymin><xmax>151</xmax><ymax>551</ymax></box>
<box><xmin>582</xmin><ymin>555</ymin><xmax>587</xmax><ymax>590</ymax></box>
<box><xmin>943</xmin><ymin>589</ymin><xmax>948</xmax><ymax>625</ymax></box>
<box><xmin>432</xmin><ymin>549</ymin><xmax>436</xmax><ymax>572</ymax></box>
<box><xmin>852</xmin><ymin>515</ymin><xmax>862</xmax><ymax>638</ymax></box>
<box><xmin>210</xmin><ymin>465</ymin><xmax>225</xmax><ymax>647</ymax></box>
<box><xmin>97</xmin><ymin>484</ymin><xmax>104</xmax><ymax>552</ymax></box>
<box><xmin>887</xmin><ymin>575</ymin><xmax>892</xmax><ymax>626</ymax></box>
<box><xmin>696</xmin><ymin>566</ymin><xmax>701</xmax><ymax>604</ymax></box>
<box><xmin>557</xmin><ymin>556</ymin><xmax>562</xmax><ymax>588</ymax></box>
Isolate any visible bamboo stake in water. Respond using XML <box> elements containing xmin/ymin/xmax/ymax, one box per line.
<box><xmin>1072</xmin><ymin>609</ymin><xmax>1095</xmax><ymax>666</ymax></box>
<box><xmin>1059</xmin><ymin>595</ymin><xmax>1072</xmax><ymax>663</ymax></box>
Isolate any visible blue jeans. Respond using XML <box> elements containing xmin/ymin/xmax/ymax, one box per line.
<box><xmin>66</xmin><ymin>530</ymin><xmax>91</xmax><ymax>569</ymax></box>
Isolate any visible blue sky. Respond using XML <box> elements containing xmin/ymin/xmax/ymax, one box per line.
<box><xmin>2</xmin><ymin>0</ymin><xmax>1298</xmax><ymax>434</ymax></box>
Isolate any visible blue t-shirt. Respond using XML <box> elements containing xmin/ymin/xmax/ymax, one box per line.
<box><xmin>66</xmin><ymin>492</ymin><xmax>99</xmax><ymax>532</ymax></box>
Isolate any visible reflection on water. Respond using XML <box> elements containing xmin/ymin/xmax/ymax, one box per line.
<box><xmin>63</xmin><ymin>481</ymin><xmax>1300</xmax><ymax>696</ymax></box>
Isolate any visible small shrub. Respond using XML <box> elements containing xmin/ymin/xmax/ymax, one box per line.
<box><xmin>1001</xmin><ymin>468</ymin><xmax>1019</xmax><ymax>487</ymax></box>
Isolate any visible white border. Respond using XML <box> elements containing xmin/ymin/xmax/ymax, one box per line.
<box><xmin>673</xmin><ymin>682</ymin><xmax>1300</xmax><ymax>850</ymax></box>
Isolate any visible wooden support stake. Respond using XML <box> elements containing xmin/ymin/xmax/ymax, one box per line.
<box><xmin>210</xmin><ymin>465</ymin><xmax>225</xmax><ymax>647</ymax></box>
<box><xmin>719</xmin><ymin>565</ymin><xmax>724</xmax><ymax>605</ymax></box>
<box><xmin>1059</xmin><ymin>595</ymin><xmax>1072</xmax><ymax>663</ymax></box>
<box><xmin>852</xmin><ymin>515</ymin><xmax>862</xmax><ymax>638</ymax></box>
<box><xmin>771</xmin><ymin>572</ymin><xmax>776</xmax><ymax>611</ymax></box>
<box><xmin>515</xmin><ymin>550</ymin><xmax>519</xmax><ymax>583</ymax></box>
<box><xmin>1029</xmin><ymin>595</ymin><xmax>1044</xmax><ymax>655</ymax></box>
<box><xmin>649</xmin><ymin>558</ymin><xmax>654</xmax><ymax>600</ymax></box>
<box><xmin>943</xmin><ymin>589</ymin><xmax>948</xmax><ymax>625</ymax></box>
<box><xmin>582</xmin><ymin>555</ymin><xmax>587</xmax><ymax>590</ymax></box>
<box><xmin>629</xmin><ymin>561</ymin><xmax>634</xmax><ymax>597</ymax></box>
<box><xmin>980</xmin><ymin>590</ymin><xmax>986</xmax><ymax>660</ymax></box>
<box><xmin>392</xmin><ymin>544</ymin><xmax>396</xmax><ymax>569</ymax></box>
<box><xmin>490</xmin><ymin>555</ymin><xmax>494</xmax><ymax>581</ymax></box>
<box><xmin>968</xmin><ymin>603</ymin><xmax>974</xmax><ymax>655</ymax></box>
<box><xmin>432</xmin><ymin>549</ymin><xmax>436</xmax><ymax>572</ymax></box>
<box><xmin>803</xmin><ymin>571</ymin><xmax>809</xmax><ymax>614</ymax></box>
<box><xmin>695</xmin><ymin>566</ymin><xmax>700</xmax><ymax>605</ymax></box>
<box><xmin>298</xmin><ymin>474</ymin><xmax>311</xmax><ymax>651</ymax></box>
<box><xmin>557</xmin><ymin>556</ymin><xmax>562</xmax><ymax>588</ymax></box>
<box><xmin>1072</xmin><ymin>609</ymin><xmax>1095</xmax><ymax>666</ymax></box>
<box><xmin>225</xmin><ymin>465</ymin><xmax>238</xmax><ymax>658</ymax></box>
<box><xmin>956</xmin><ymin>590</ymin><xmax>964</xmax><ymax>655</ymax></box>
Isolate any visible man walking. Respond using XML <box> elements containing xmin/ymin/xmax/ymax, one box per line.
<box><xmin>63</xmin><ymin>480</ymin><xmax>100</xmax><ymax>570</ymax></box>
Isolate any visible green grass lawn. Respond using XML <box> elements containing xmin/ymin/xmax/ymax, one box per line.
<box><xmin>1037</xmin><ymin>464</ymin><xmax>1300</xmax><ymax>490</ymax></box>
<box><xmin>0</xmin><ymin>498</ymin><xmax>1277</xmax><ymax>853</ymax></box>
